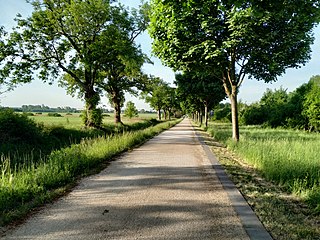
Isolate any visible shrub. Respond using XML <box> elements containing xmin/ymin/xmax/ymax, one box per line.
<box><xmin>0</xmin><ymin>109</ymin><xmax>42</xmax><ymax>145</ymax></box>
<box><xmin>48</xmin><ymin>113</ymin><xmax>62</xmax><ymax>117</ymax></box>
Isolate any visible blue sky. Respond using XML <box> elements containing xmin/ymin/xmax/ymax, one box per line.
<box><xmin>0</xmin><ymin>0</ymin><xmax>319</xmax><ymax>110</ymax></box>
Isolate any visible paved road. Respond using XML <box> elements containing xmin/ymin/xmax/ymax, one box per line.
<box><xmin>2</xmin><ymin>119</ymin><xmax>265</xmax><ymax>239</ymax></box>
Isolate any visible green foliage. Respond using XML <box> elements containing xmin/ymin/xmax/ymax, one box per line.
<box><xmin>207</xmin><ymin>123</ymin><xmax>320</xmax><ymax>211</ymax></box>
<box><xmin>1</xmin><ymin>0</ymin><xmax>149</xmax><ymax>127</ymax></box>
<box><xmin>240</xmin><ymin>75</ymin><xmax>320</xmax><ymax>131</ymax></box>
<box><xmin>0</xmin><ymin>119</ymin><xmax>180</xmax><ymax>226</ymax></box>
<box><xmin>149</xmin><ymin>0</ymin><xmax>319</xmax><ymax>140</ymax></box>
<box><xmin>212</xmin><ymin>103</ymin><xmax>231</xmax><ymax>122</ymax></box>
<box><xmin>0</xmin><ymin>109</ymin><xmax>42</xmax><ymax>145</ymax></box>
<box><xmin>303</xmin><ymin>76</ymin><xmax>320</xmax><ymax>131</ymax></box>
<box><xmin>175</xmin><ymin>71</ymin><xmax>226</xmax><ymax>125</ymax></box>
<box><xmin>81</xmin><ymin>108</ymin><xmax>103</xmax><ymax>127</ymax></box>
<box><xmin>142</xmin><ymin>77</ymin><xmax>174</xmax><ymax>120</ymax></box>
<box><xmin>124</xmin><ymin>101</ymin><xmax>138</xmax><ymax>119</ymax></box>
<box><xmin>47</xmin><ymin>113</ymin><xmax>62</xmax><ymax>117</ymax></box>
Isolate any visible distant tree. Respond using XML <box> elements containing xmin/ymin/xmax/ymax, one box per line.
<box><xmin>124</xmin><ymin>101</ymin><xmax>138</xmax><ymax>119</ymax></box>
<box><xmin>142</xmin><ymin>77</ymin><xmax>170</xmax><ymax>120</ymax></box>
<box><xmin>286</xmin><ymin>83</ymin><xmax>310</xmax><ymax>129</ymax></box>
<box><xmin>303</xmin><ymin>76</ymin><xmax>320</xmax><ymax>131</ymax></box>
<box><xmin>149</xmin><ymin>0</ymin><xmax>320</xmax><ymax>141</ymax></box>
<box><xmin>212</xmin><ymin>103</ymin><xmax>232</xmax><ymax>123</ymax></box>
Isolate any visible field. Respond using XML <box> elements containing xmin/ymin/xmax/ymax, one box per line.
<box><xmin>207</xmin><ymin>123</ymin><xmax>320</xmax><ymax>209</ymax></box>
<box><xmin>0</xmin><ymin>110</ymin><xmax>177</xmax><ymax>226</ymax></box>
<box><xmin>29</xmin><ymin>112</ymin><xmax>158</xmax><ymax>128</ymax></box>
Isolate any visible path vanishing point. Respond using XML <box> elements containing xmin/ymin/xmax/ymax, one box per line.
<box><xmin>2</xmin><ymin>119</ymin><xmax>273</xmax><ymax>240</ymax></box>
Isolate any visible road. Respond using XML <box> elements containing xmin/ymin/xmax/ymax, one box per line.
<box><xmin>2</xmin><ymin>119</ymin><xmax>269</xmax><ymax>240</ymax></box>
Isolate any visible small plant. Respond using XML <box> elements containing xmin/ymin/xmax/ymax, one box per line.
<box><xmin>124</xmin><ymin>101</ymin><xmax>138</xmax><ymax>119</ymax></box>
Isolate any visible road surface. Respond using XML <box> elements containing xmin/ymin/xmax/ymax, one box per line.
<box><xmin>2</xmin><ymin>119</ymin><xmax>270</xmax><ymax>240</ymax></box>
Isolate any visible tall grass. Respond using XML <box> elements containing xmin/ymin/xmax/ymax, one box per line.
<box><xmin>207</xmin><ymin>123</ymin><xmax>320</xmax><ymax>211</ymax></box>
<box><xmin>0</xmin><ymin>119</ymin><xmax>180</xmax><ymax>225</ymax></box>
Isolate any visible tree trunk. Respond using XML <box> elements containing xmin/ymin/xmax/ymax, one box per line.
<box><xmin>157</xmin><ymin>109</ymin><xmax>161</xmax><ymax>120</ymax></box>
<box><xmin>230</xmin><ymin>85</ymin><xmax>239</xmax><ymax>141</ymax></box>
<box><xmin>84</xmin><ymin>88</ymin><xmax>99</xmax><ymax>128</ymax></box>
<box><xmin>112</xmin><ymin>91</ymin><xmax>122</xmax><ymax>124</ymax></box>
<box><xmin>222</xmin><ymin>62</ymin><xmax>240</xmax><ymax>141</ymax></box>
<box><xmin>164</xmin><ymin>110</ymin><xmax>167</xmax><ymax>120</ymax></box>
<box><xmin>204</xmin><ymin>103</ymin><xmax>208</xmax><ymax>127</ymax></box>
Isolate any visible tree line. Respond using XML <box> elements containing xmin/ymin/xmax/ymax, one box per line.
<box><xmin>210</xmin><ymin>75</ymin><xmax>320</xmax><ymax>132</ymax></box>
<box><xmin>148</xmin><ymin>0</ymin><xmax>320</xmax><ymax>141</ymax></box>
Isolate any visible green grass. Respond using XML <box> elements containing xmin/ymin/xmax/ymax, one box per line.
<box><xmin>29</xmin><ymin>113</ymin><xmax>158</xmax><ymax>129</ymax></box>
<box><xmin>2</xmin><ymin>113</ymin><xmax>159</xmax><ymax>168</ymax></box>
<box><xmin>0</xmin><ymin>118</ymin><xmax>181</xmax><ymax>226</ymax></box>
<box><xmin>206</xmin><ymin>123</ymin><xmax>320</xmax><ymax>211</ymax></box>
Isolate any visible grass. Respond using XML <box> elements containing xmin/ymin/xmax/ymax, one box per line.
<box><xmin>2</xmin><ymin>113</ymin><xmax>159</xmax><ymax>168</ymax></box>
<box><xmin>196</xmin><ymin>125</ymin><xmax>320</xmax><ymax>239</ymax></box>
<box><xmin>29</xmin><ymin>113</ymin><xmax>158</xmax><ymax>129</ymax></box>
<box><xmin>0</xmin><ymin>118</ymin><xmax>181</xmax><ymax>226</ymax></box>
<box><xmin>206</xmin><ymin>123</ymin><xmax>320</xmax><ymax>211</ymax></box>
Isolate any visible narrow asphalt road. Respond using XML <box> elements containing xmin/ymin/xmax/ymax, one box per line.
<box><xmin>2</xmin><ymin>119</ymin><xmax>268</xmax><ymax>240</ymax></box>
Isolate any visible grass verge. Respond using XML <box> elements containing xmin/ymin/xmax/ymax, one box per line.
<box><xmin>0</xmin><ymin>119</ymin><xmax>181</xmax><ymax>227</ymax></box>
<box><xmin>198</xmin><ymin>124</ymin><xmax>320</xmax><ymax>240</ymax></box>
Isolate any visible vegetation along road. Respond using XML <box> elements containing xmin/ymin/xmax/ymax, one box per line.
<box><xmin>1</xmin><ymin>119</ymin><xmax>272</xmax><ymax>239</ymax></box>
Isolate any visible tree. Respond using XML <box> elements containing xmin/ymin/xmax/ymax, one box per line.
<box><xmin>303</xmin><ymin>75</ymin><xmax>320</xmax><ymax>131</ymax></box>
<box><xmin>175</xmin><ymin>71</ymin><xmax>226</xmax><ymax>127</ymax></box>
<box><xmin>142</xmin><ymin>77</ymin><xmax>170</xmax><ymax>120</ymax></box>
<box><xmin>149</xmin><ymin>0</ymin><xmax>320</xmax><ymax>141</ymax></box>
<box><xmin>124</xmin><ymin>101</ymin><xmax>138</xmax><ymax>119</ymax></box>
<box><xmin>99</xmin><ymin>42</ymin><xmax>150</xmax><ymax>124</ymax></box>
<box><xmin>0</xmin><ymin>0</ymin><xmax>148</xmax><ymax>128</ymax></box>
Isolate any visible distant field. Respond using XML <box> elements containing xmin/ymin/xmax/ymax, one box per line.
<box><xmin>29</xmin><ymin>112</ymin><xmax>158</xmax><ymax>128</ymax></box>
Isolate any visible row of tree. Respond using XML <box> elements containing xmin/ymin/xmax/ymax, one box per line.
<box><xmin>148</xmin><ymin>0</ymin><xmax>320</xmax><ymax>141</ymax></box>
<box><xmin>0</xmin><ymin>0</ymin><xmax>151</xmax><ymax>128</ymax></box>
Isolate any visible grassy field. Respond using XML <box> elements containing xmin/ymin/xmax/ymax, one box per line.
<box><xmin>29</xmin><ymin>112</ymin><xmax>158</xmax><ymax>128</ymax></box>
<box><xmin>206</xmin><ymin>123</ymin><xmax>320</xmax><ymax>210</ymax></box>
<box><xmin>0</xmin><ymin>112</ymin><xmax>180</xmax><ymax>226</ymax></box>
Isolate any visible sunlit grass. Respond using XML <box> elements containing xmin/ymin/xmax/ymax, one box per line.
<box><xmin>0</xmin><ymin>119</ymin><xmax>180</xmax><ymax>225</ymax></box>
<box><xmin>206</xmin><ymin>123</ymin><xmax>320</xmax><ymax>211</ymax></box>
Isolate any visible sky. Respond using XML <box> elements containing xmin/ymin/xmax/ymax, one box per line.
<box><xmin>0</xmin><ymin>0</ymin><xmax>319</xmax><ymax>110</ymax></box>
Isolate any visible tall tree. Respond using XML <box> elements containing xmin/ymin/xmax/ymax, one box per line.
<box><xmin>0</xmin><ymin>0</ymin><xmax>148</xmax><ymax>128</ymax></box>
<box><xmin>149</xmin><ymin>0</ymin><xmax>319</xmax><ymax>141</ymax></box>
<box><xmin>98</xmin><ymin>38</ymin><xmax>150</xmax><ymax>124</ymax></box>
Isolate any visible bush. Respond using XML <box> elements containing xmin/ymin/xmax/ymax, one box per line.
<box><xmin>48</xmin><ymin>113</ymin><xmax>62</xmax><ymax>117</ymax></box>
<box><xmin>0</xmin><ymin>109</ymin><xmax>42</xmax><ymax>145</ymax></box>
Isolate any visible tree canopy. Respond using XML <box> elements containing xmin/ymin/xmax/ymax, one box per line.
<box><xmin>0</xmin><ymin>0</ymin><xmax>149</xmax><ymax>127</ymax></box>
<box><xmin>175</xmin><ymin>70</ymin><xmax>226</xmax><ymax>126</ymax></box>
<box><xmin>149</xmin><ymin>0</ymin><xmax>320</xmax><ymax>140</ymax></box>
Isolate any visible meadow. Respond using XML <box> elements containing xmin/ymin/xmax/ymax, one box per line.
<box><xmin>206</xmin><ymin>123</ymin><xmax>320</xmax><ymax>211</ymax></box>
<box><xmin>0</xmin><ymin>110</ymin><xmax>178</xmax><ymax>225</ymax></box>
